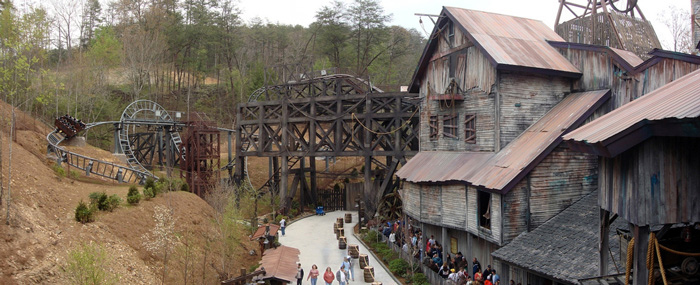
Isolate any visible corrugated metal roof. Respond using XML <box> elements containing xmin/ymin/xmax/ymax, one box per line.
<box><xmin>409</xmin><ymin>7</ymin><xmax>582</xmax><ymax>93</ymax></box>
<box><xmin>398</xmin><ymin>90</ymin><xmax>610</xmax><ymax>193</ymax></box>
<box><xmin>467</xmin><ymin>89</ymin><xmax>609</xmax><ymax>192</ymax></box>
<box><xmin>608</xmin><ymin>47</ymin><xmax>644</xmax><ymax>68</ymax></box>
<box><xmin>564</xmin><ymin>68</ymin><xmax>700</xmax><ymax>155</ymax></box>
<box><xmin>259</xmin><ymin>245</ymin><xmax>300</xmax><ymax>282</ymax></box>
<box><xmin>445</xmin><ymin>7</ymin><xmax>581</xmax><ymax>77</ymax></box>
<box><xmin>396</xmin><ymin>151</ymin><xmax>494</xmax><ymax>183</ymax></box>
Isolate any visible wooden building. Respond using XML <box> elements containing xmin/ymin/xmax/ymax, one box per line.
<box><xmin>565</xmin><ymin>69</ymin><xmax>700</xmax><ymax>285</ymax></box>
<box><xmin>397</xmin><ymin>6</ymin><xmax>700</xmax><ymax>285</ymax></box>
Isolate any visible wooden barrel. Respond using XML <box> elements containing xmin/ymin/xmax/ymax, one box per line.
<box><xmin>337</xmin><ymin>228</ymin><xmax>344</xmax><ymax>240</ymax></box>
<box><xmin>348</xmin><ymin>244</ymin><xmax>360</xmax><ymax>258</ymax></box>
<box><xmin>359</xmin><ymin>254</ymin><xmax>369</xmax><ymax>269</ymax></box>
<box><xmin>336</xmin><ymin>217</ymin><xmax>344</xmax><ymax>227</ymax></box>
<box><xmin>339</xmin><ymin>236</ymin><xmax>347</xmax><ymax>249</ymax></box>
<box><xmin>363</xmin><ymin>266</ymin><xmax>374</xmax><ymax>282</ymax></box>
<box><xmin>345</xmin><ymin>213</ymin><xmax>352</xmax><ymax>223</ymax></box>
<box><xmin>334</xmin><ymin>222</ymin><xmax>339</xmax><ymax>234</ymax></box>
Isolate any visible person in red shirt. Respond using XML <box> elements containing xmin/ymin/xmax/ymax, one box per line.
<box><xmin>323</xmin><ymin>267</ymin><xmax>335</xmax><ymax>285</ymax></box>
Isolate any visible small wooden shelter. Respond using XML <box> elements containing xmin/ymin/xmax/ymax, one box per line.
<box><xmin>565</xmin><ymin>69</ymin><xmax>700</xmax><ymax>284</ymax></box>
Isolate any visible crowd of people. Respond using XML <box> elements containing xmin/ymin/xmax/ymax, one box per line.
<box><xmin>378</xmin><ymin>219</ymin><xmax>523</xmax><ymax>285</ymax></box>
<box><xmin>296</xmin><ymin>255</ymin><xmax>356</xmax><ymax>285</ymax></box>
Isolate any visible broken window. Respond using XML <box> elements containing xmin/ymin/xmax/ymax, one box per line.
<box><xmin>429</xmin><ymin>115</ymin><xmax>439</xmax><ymax>141</ymax></box>
<box><xmin>443</xmin><ymin>114</ymin><xmax>458</xmax><ymax>139</ymax></box>
<box><xmin>464</xmin><ymin>114</ymin><xmax>476</xmax><ymax>143</ymax></box>
<box><xmin>478</xmin><ymin>190</ymin><xmax>491</xmax><ymax>229</ymax></box>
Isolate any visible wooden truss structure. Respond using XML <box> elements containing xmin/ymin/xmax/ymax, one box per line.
<box><xmin>180</xmin><ymin>121</ymin><xmax>221</xmax><ymax>197</ymax></box>
<box><xmin>554</xmin><ymin>0</ymin><xmax>660</xmax><ymax>59</ymax></box>
<box><xmin>235</xmin><ymin>74</ymin><xmax>420</xmax><ymax>212</ymax></box>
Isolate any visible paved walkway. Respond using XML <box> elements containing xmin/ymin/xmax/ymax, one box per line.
<box><xmin>280</xmin><ymin>210</ymin><xmax>398</xmax><ymax>285</ymax></box>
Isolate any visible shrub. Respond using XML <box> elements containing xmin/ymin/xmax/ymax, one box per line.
<box><xmin>65</xmin><ymin>242</ymin><xmax>117</xmax><ymax>284</ymax></box>
<box><xmin>88</xmin><ymin>192</ymin><xmax>109</xmax><ymax>211</ymax></box>
<box><xmin>69</xmin><ymin>170</ymin><xmax>80</xmax><ymax>179</ymax></box>
<box><xmin>127</xmin><ymin>186</ymin><xmax>141</xmax><ymax>205</ymax></box>
<box><xmin>180</xmin><ymin>182</ymin><xmax>190</xmax><ymax>192</ymax></box>
<box><xmin>106</xmin><ymin>195</ymin><xmax>121</xmax><ymax>211</ymax></box>
<box><xmin>52</xmin><ymin>164</ymin><xmax>66</xmax><ymax>178</ymax></box>
<box><xmin>389</xmin><ymin>259</ymin><xmax>409</xmax><ymax>275</ymax></box>
<box><xmin>143</xmin><ymin>187</ymin><xmax>154</xmax><ymax>200</ymax></box>
<box><xmin>411</xmin><ymin>273</ymin><xmax>429</xmax><ymax>285</ymax></box>
<box><xmin>144</xmin><ymin>177</ymin><xmax>156</xmax><ymax>190</ymax></box>
<box><xmin>154</xmin><ymin>181</ymin><xmax>166</xmax><ymax>195</ymax></box>
<box><xmin>364</xmin><ymin>230</ymin><xmax>381</xmax><ymax>244</ymax></box>
<box><xmin>275</xmin><ymin>215</ymin><xmax>288</xmax><ymax>224</ymax></box>
<box><xmin>75</xmin><ymin>201</ymin><xmax>95</xmax><ymax>223</ymax></box>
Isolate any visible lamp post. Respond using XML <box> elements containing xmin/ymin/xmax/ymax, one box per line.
<box><xmin>355</xmin><ymin>196</ymin><xmax>364</xmax><ymax>228</ymax></box>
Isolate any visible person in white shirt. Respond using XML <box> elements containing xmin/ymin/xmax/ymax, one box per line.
<box><xmin>336</xmin><ymin>266</ymin><xmax>347</xmax><ymax>285</ymax></box>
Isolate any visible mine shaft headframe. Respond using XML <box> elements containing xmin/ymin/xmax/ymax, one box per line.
<box><xmin>555</xmin><ymin>0</ymin><xmax>644</xmax><ymax>27</ymax></box>
<box><xmin>554</xmin><ymin>0</ymin><xmax>660</xmax><ymax>60</ymax></box>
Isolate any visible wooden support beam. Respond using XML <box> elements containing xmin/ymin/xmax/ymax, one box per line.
<box><xmin>599</xmin><ymin>209</ymin><xmax>611</xmax><ymax>275</ymax></box>
<box><xmin>632</xmin><ymin>224</ymin><xmax>650</xmax><ymax>285</ymax></box>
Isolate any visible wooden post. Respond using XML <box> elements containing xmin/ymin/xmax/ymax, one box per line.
<box><xmin>599</xmin><ymin>209</ymin><xmax>610</xmax><ymax>275</ymax></box>
<box><xmin>280</xmin><ymin>99</ymin><xmax>289</xmax><ymax>213</ymax></box>
<box><xmin>632</xmin><ymin>224</ymin><xmax>650</xmax><ymax>285</ymax></box>
<box><xmin>234</xmin><ymin>106</ymin><xmax>243</xmax><ymax>183</ymax></box>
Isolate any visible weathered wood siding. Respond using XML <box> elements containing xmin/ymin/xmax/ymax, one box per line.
<box><xmin>419</xmin><ymin>89</ymin><xmax>496</xmax><ymax>152</ymax></box>
<box><xmin>502</xmin><ymin>179</ymin><xmax>529</xmax><ymax>243</ymax></box>
<box><xmin>466</xmin><ymin>185</ymin><xmax>502</xmax><ymax>245</ymax></box>
<box><xmin>401</xmin><ymin>182</ymin><xmax>421</xmax><ymax>218</ymax></box>
<box><xmin>418</xmin><ymin>19</ymin><xmax>497</xmax><ymax>152</ymax></box>
<box><xmin>528</xmin><ymin>146</ymin><xmax>598</xmax><ymax>229</ymax></box>
<box><xmin>498</xmin><ymin>73</ymin><xmax>570</xmax><ymax>148</ymax></box>
<box><xmin>441</xmin><ymin>184</ymin><xmax>467</xmax><ymax>229</ymax></box>
<box><xmin>420</xmin><ymin>184</ymin><xmax>442</xmax><ymax>225</ymax></box>
<box><xmin>557</xmin><ymin>47</ymin><xmax>700</xmax><ymax>109</ymax></box>
<box><xmin>558</xmin><ymin>48</ymin><xmax>614</xmax><ymax>92</ymax></box>
<box><xmin>599</xmin><ymin>137</ymin><xmax>700</xmax><ymax>226</ymax></box>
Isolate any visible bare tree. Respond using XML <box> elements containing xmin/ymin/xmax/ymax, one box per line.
<box><xmin>142</xmin><ymin>205</ymin><xmax>178</xmax><ymax>284</ymax></box>
<box><xmin>659</xmin><ymin>5</ymin><xmax>694</xmax><ymax>53</ymax></box>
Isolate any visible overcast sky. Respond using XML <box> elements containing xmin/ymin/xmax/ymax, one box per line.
<box><xmin>238</xmin><ymin>0</ymin><xmax>692</xmax><ymax>50</ymax></box>
<box><xmin>12</xmin><ymin>0</ymin><xmax>694</xmax><ymax>50</ymax></box>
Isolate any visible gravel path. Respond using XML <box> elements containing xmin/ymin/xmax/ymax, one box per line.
<box><xmin>280</xmin><ymin>210</ymin><xmax>398</xmax><ymax>285</ymax></box>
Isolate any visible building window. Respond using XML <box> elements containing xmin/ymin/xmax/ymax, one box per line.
<box><xmin>429</xmin><ymin>115</ymin><xmax>438</xmax><ymax>141</ymax></box>
<box><xmin>478</xmin><ymin>190</ymin><xmax>491</xmax><ymax>229</ymax></box>
<box><xmin>465</xmin><ymin>114</ymin><xmax>476</xmax><ymax>143</ymax></box>
<box><xmin>443</xmin><ymin>114</ymin><xmax>458</xmax><ymax>139</ymax></box>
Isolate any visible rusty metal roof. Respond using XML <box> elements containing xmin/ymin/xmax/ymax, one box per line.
<box><xmin>409</xmin><ymin>7</ymin><xmax>582</xmax><ymax>93</ymax></box>
<box><xmin>396</xmin><ymin>151</ymin><xmax>494</xmax><ymax>183</ymax></box>
<box><xmin>548</xmin><ymin>41</ymin><xmax>643</xmax><ymax>72</ymax></box>
<box><xmin>258</xmin><ymin>245</ymin><xmax>300</xmax><ymax>283</ymax></box>
<box><xmin>445</xmin><ymin>7</ymin><xmax>581</xmax><ymax>77</ymax></box>
<box><xmin>564</xmin><ymin>69</ymin><xmax>700</xmax><ymax>157</ymax></box>
<box><xmin>250</xmin><ymin>224</ymin><xmax>280</xmax><ymax>241</ymax></box>
<box><xmin>398</xmin><ymin>90</ymin><xmax>610</xmax><ymax>193</ymax></box>
<box><xmin>609</xmin><ymin>47</ymin><xmax>644</xmax><ymax>68</ymax></box>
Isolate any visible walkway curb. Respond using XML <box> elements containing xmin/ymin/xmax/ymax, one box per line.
<box><xmin>353</xmin><ymin>229</ymin><xmax>403</xmax><ymax>285</ymax></box>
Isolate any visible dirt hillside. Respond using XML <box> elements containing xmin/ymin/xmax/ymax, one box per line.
<box><xmin>0</xmin><ymin>102</ymin><xmax>257</xmax><ymax>284</ymax></box>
